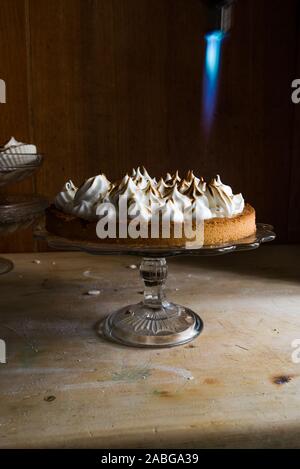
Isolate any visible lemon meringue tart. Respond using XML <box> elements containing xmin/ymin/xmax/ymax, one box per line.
<box><xmin>46</xmin><ymin>168</ymin><xmax>256</xmax><ymax>247</ymax></box>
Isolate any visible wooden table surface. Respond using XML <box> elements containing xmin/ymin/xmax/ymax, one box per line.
<box><xmin>0</xmin><ymin>246</ymin><xmax>300</xmax><ymax>448</ymax></box>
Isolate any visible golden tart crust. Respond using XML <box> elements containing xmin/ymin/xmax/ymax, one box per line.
<box><xmin>45</xmin><ymin>203</ymin><xmax>256</xmax><ymax>247</ymax></box>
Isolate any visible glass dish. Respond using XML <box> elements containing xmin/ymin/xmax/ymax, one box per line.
<box><xmin>35</xmin><ymin>223</ymin><xmax>275</xmax><ymax>348</ymax></box>
<box><xmin>0</xmin><ymin>153</ymin><xmax>43</xmax><ymax>186</ymax></box>
<box><xmin>0</xmin><ymin>195</ymin><xmax>48</xmax><ymax>274</ymax></box>
<box><xmin>0</xmin><ymin>153</ymin><xmax>45</xmax><ymax>275</ymax></box>
<box><xmin>0</xmin><ymin>195</ymin><xmax>48</xmax><ymax>234</ymax></box>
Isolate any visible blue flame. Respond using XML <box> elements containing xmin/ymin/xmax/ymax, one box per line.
<box><xmin>202</xmin><ymin>30</ymin><xmax>225</xmax><ymax>133</ymax></box>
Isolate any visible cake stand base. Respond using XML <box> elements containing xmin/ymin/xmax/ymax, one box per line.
<box><xmin>103</xmin><ymin>302</ymin><xmax>203</xmax><ymax>348</ymax></box>
<box><xmin>0</xmin><ymin>257</ymin><xmax>13</xmax><ymax>275</ymax></box>
<box><xmin>102</xmin><ymin>257</ymin><xmax>203</xmax><ymax>348</ymax></box>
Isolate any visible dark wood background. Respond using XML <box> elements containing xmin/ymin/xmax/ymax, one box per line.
<box><xmin>0</xmin><ymin>0</ymin><xmax>299</xmax><ymax>252</ymax></box>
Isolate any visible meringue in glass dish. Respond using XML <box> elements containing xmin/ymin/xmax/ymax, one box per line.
<box><xmin>46</xmin><ymin>168</ymin><xmax>256</xmax><ymax>247</ymax></box>
<box><xmin>0</xmin><ymin>137</ymin><xmax>43</xmax><ymax>186</ymax></box>
<box><xmin>0</xmin><ymin>137</ymin><xmax>38</xmax><ymax>165</ymax></box>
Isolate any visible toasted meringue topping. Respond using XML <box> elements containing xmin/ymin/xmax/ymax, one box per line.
<box><xmin>74</xmin><ymin>174</ymin><xmax>110</xmax><ymax>206</ymax></box>
<box><xmin>132</xmin><ymin>166</ymin><xmax>149</xmax><ymax>189</ymax></box>
<box><xmin>161</xmin><ymin>200</ymin><xmax>185</xmax><ymax>223</ymax></box>
<box><xmin>178</xmin><ymin>178</ymin><xmax>191</xmax><ymax>194</ymax></box>
<box><xmin>168</xmin><ymin>170</ymin><xmax>181</xmax><ymax>185</ymax></box>
<box><xmin>72</xmin><ymin>200</ymin><xmax>96</xmax><ymax>220</ymax></box>
<box><xmin>184</xmin><ymin>178</ymin><xmax>204</xmax><ymax>200</ymax></box>
<box><xmin>164</xmin><ymin>184</ymin><xmax>192</xmax><ymax>210</ymax></box>
<box><xmin>164</xmin><ymin>172</ymin><xmax>173</xmax><ymax>182</ymax></box>
<box><xmin>55</xmin><ymin>168</ymin><xmax>245</xmax><ymax>221</ymax></box>
<box><xmin>156</xmin><ymin>177</ymin><xmax>172</xmax><ymax>196</ymax></box>
<box><xmin>55</xmin><ymin>180</ymin><xmax>78</xmax><ymax>214</ymax></box>
<box><xmin>206</xmin><ymin>175</ymin><xmax>244</xmax><ymax>217</ymax></box>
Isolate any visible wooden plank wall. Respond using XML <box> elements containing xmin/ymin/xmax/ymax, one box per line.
<box><xmin>0</xmin><ymin>0</ymin><xmax>299</xmax><ymax>252</ymax></box>
<box><xmin>289</xmin><ymin>0</ymin><xmax>300</xmax><ymax>243</ymax></box>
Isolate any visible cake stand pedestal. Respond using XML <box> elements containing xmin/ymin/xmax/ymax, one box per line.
<box><xmin>35</xmin><ymin>223</ymin><xmax>275</xmax><ymax>348</ymax></box>
<box><xmin>104</xmin><ymin>257</ymin><xmax>203</xmax><ymax>347</ymax></box>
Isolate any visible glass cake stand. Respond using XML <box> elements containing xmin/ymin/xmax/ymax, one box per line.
<box><xmin>0</xmin><ymin>195</ymin><xmax>48</xmax><ymax>234</ymax></box>
<box><xmin>0</xmin><ymin>153</ymin><xmax>43</xmax><ymax>186</ymax></box>
<box><xmin>0</xmin><ymin>153</ymin><xmax>45</xmax><ymax>274</ymax></box>
<box><xmin>0</xmin><ymin>195</ymin><xmax>48</xmax><ymax>274</ymax></box>
<box><xmin>35</xmin><ymin>223</ymin><xmax>275</xmax><ymax>348</ymax></box>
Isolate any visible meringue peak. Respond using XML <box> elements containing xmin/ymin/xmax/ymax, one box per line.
<box><xmin>55</xmin><ymin>167</ymin><xmax>245</xmax><ymax>221</ymax></box>
<box><xmin>184</xmin><ymin>178</ymin><xmax>204</xmax><ymax>200</ymax></box>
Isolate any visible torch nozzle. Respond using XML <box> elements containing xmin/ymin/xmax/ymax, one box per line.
<box><xmin>204</xmin><ymin>0</ymin><xmax>234</xmax><ymax>35</ymax></box>
<box><xmin>219</xmin><ymin>1</ymin><xmax>233</xmax><ymax>33</ymax></box>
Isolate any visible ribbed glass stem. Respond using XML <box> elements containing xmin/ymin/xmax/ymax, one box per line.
<box><xmin>139</xmin><ymin>257</ymin><xmax>168</xmax><ymax>308</ymax></box>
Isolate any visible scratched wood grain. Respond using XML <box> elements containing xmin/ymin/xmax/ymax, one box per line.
<box><xmin>0</xmin><ymin>246</ymin><xmax>300</xmax><ymax>448</ymax></box>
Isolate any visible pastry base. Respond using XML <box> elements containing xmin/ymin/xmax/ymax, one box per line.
<box><xmin>45</xmin><ymin>204</ymin><xmax>256</xmax><ymax>246</ymax></box>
